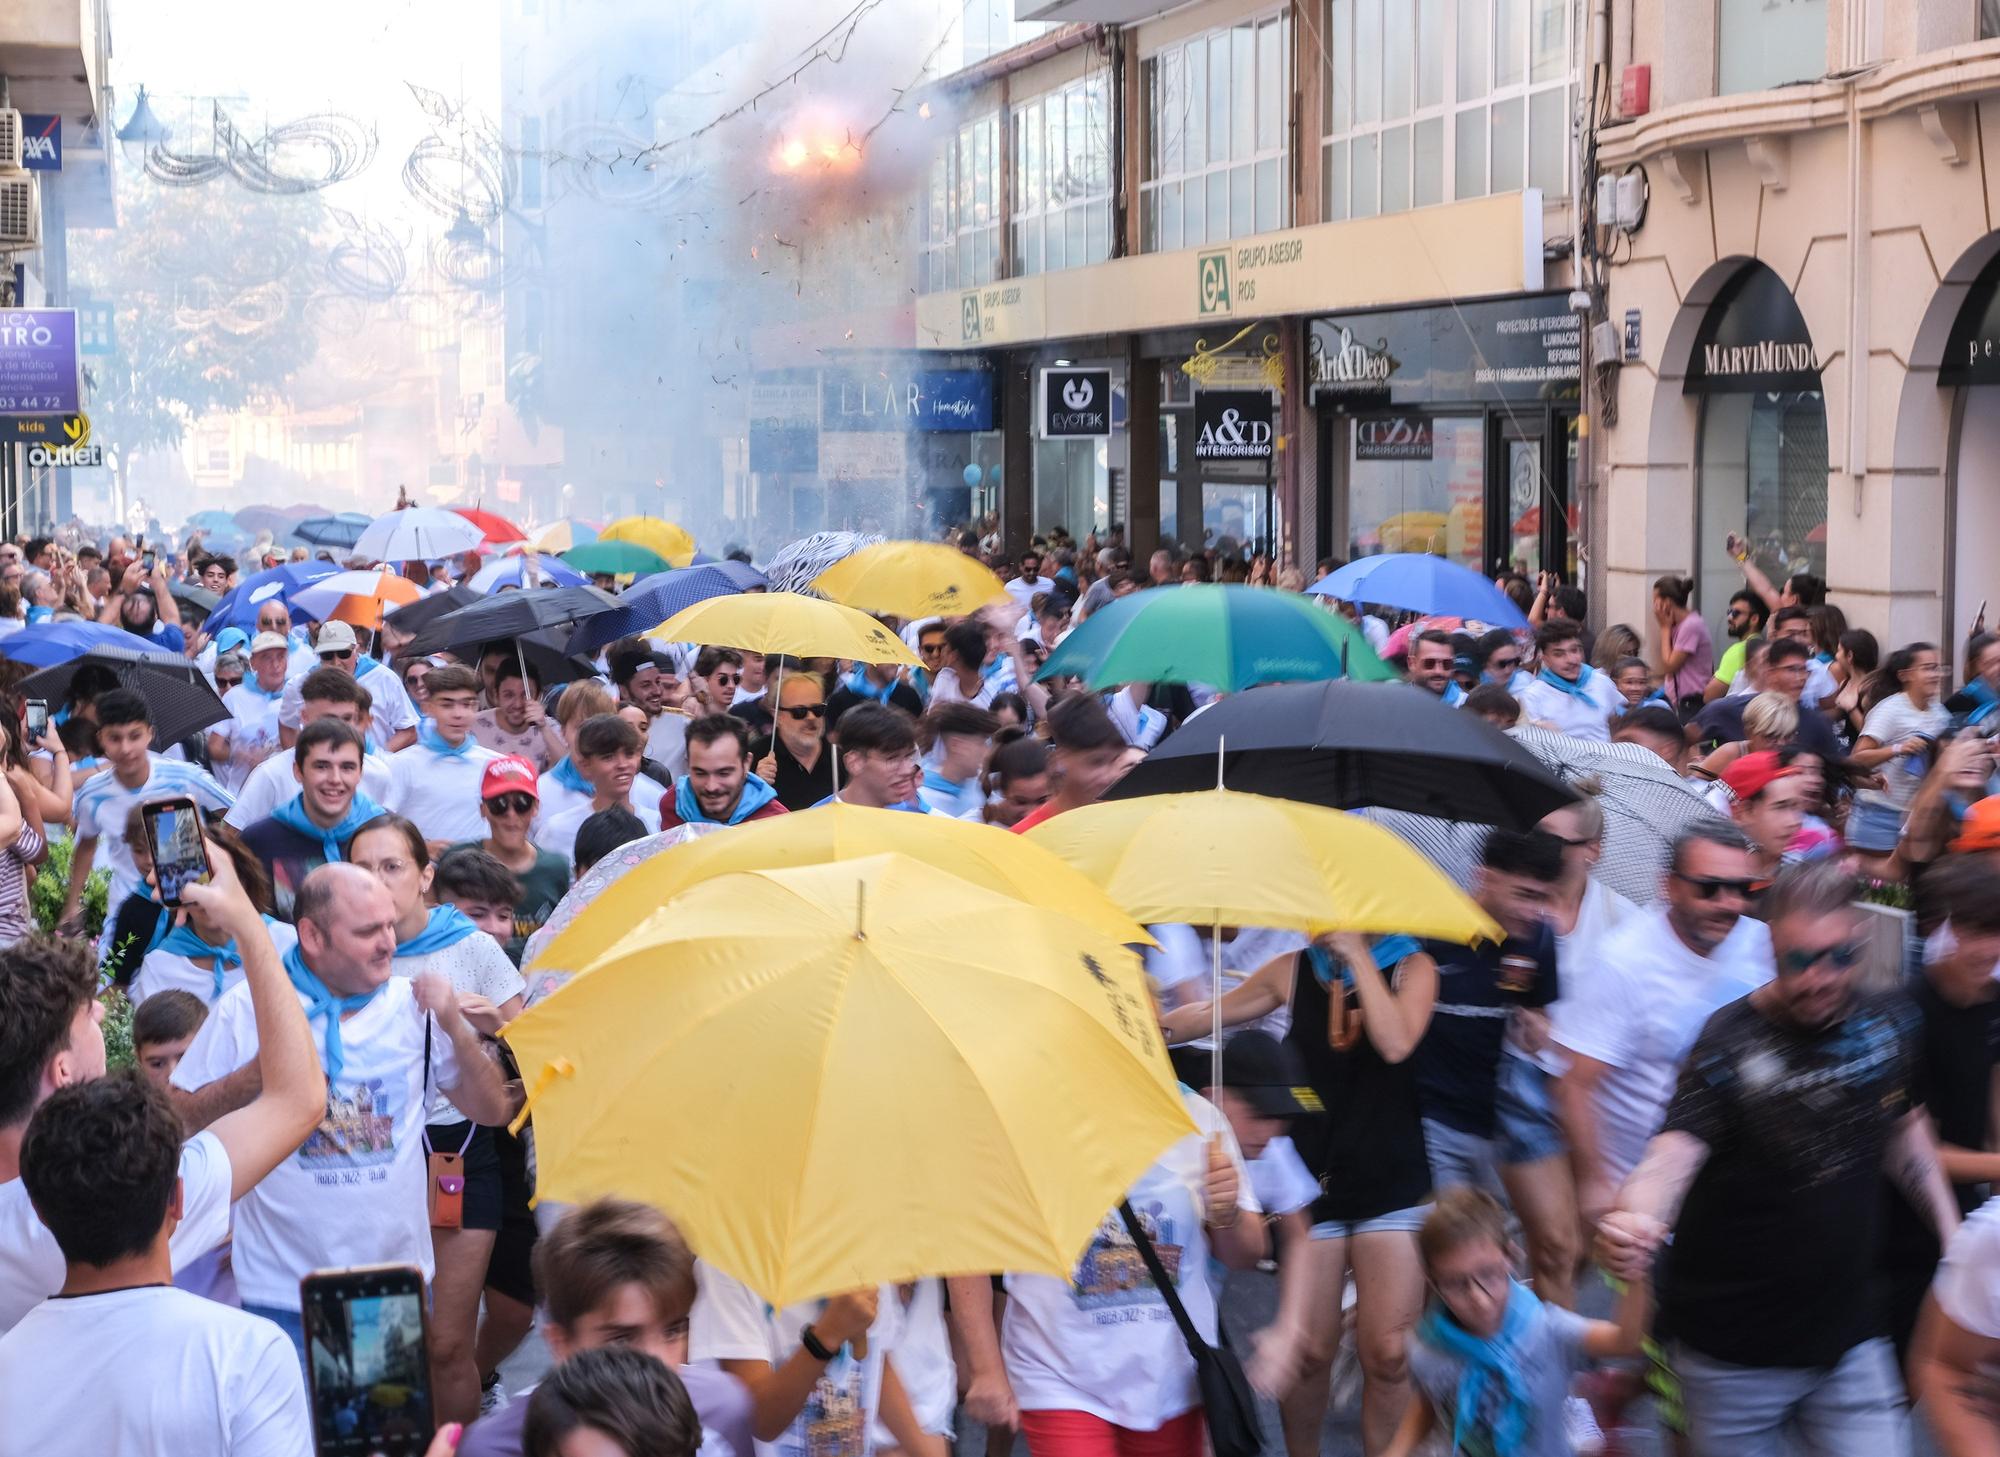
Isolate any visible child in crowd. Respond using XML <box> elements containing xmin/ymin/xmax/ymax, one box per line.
<box><xmin>523</xmin><ymin>1346</ymin><xmax>702</xmax><ymax>1457</ymax></box>
<box><xmin>132</xmin><ymin>989</ymin><xmax>207</xmax><ymax>1088</ymax></box>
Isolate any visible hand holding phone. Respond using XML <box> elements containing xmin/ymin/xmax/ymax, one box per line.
<box><xmin>141</xmin><ymin>797</ymin><xmax>212</xmax><ymax>907</ymax></box>
<box><xmin>23</xmin><ymin>700</ymin><xmax>46</xmax><ymax>740</ymax></box>
<box><xmin>303</xmin><ymin>1264</ymin><xmax>435</xmax><ymax>1456</ymax></box>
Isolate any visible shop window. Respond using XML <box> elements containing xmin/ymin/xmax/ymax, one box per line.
<box><xmin>1324</xmin><ymin>0</ymin><xmax>1570</xmax><ymax>221</ymax></box>
<box><xmin>1011</xmin><ymin>71</ymin><xmax>1113</xmax><ymax>277</ymax></box>
<box><xmin>1141</xmin><ymin>11</ymin><xmax>1290</xmax><ymax>252</ymax></box>
<box><xmin>1716</xmin><ymin>0</ymin><xmax>1827</xmax><ymax>95</ymax></box>
<box><xmin>1986</xmin><ymin>0</ymin><xmax>2000</xmax><ymax>40</ymax></box>
<box><xmin>1343</xmin><ymin>414</ymin><xmax>1485</xmax><ymax>568</ymax></box>
<box><xmin>921</xmin><ymin>112</ymin><xmax>1002</xmax><ymax>294</ymax></box>
<box><xmin>1698</xmin><ymin>391</ymin><xmax>1828</xmax><ymax>644</ymax></box>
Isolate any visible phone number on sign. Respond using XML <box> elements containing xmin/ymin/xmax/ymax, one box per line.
<box><xmin>0</xmin><ymin>397</ymin><xmax>68</xmax><ymax>411</ymax></box>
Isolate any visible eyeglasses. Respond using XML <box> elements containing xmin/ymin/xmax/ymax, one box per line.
<box><xmin>708</xmin><ymin>672</ymin><xmax>741</xmax><ymax>686</ymax></box>
<box><xmin>1779</xmin><ymin>939</ymin><xmax>1864</xmax><ymax>977</ymax></box>
<box><xmin>1433</xmin><ymin>1264</ymin><xmax>1512</xmax><ymax>1301</ymax></box>
<box><xmin>1672</xmin><ymin>871</ymin><xmax>1761</xmax><ymax>902</ymax></box>
<box><xmin>778</xmin><ymin>703</ymin><xmax>826</xmax><ymax>720</ymax></box>
<box><xmin>359</xmin><ymin>857</ymin><xmax>415</xmax><ymax>878</ymax></box>
<box><xmin>484</xmin><ymin>793</ymin><xmax>537</xmax><ymax>817</ymax></box>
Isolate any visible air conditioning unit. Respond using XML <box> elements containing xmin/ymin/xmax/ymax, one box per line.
<box><xmin>0</xmin><ymin>175</ymin><xmax>42</xmax><ymax>248</ymax></box>
<box><xmin>0</xmin><ymin>112</ymin><xmax>25</xmax><ymax>174</ymax></box>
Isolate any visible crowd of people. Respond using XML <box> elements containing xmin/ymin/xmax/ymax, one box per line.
<box><xmin>0</xmin><ymin>518</ymin><xmax>1996</xmax><ymax>1457</ymax></box>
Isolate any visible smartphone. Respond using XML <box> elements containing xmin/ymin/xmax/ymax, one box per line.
<box><xmin>302</xmin><ymin>1264</ymin><xmax>435</xmax><ymax>1457</ymax></box>
<box><xmin>141</xmin><ymin>551</ymin><xmax>156</xmax><ymax>574</ymax></box>
<box><xmin>1977</xmin><ymin>598</ymin><xmax>1988</xmax><ymax>631</ymax></box>
<box><xmin>140</xmin><ymin>796</ymin><xmax>211</xmax><ymax>908</ymax></box>
<box><xmin>22</xmin><ymin>699</ymin><xmax>46</xmax><ymax>740</ymax></box>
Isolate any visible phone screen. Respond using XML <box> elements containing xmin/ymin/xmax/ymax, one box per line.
<box><xmin>141</xmin><ymin>797</ymin><xmax>211</xmax><ymax>907</ymax></box>
<box><xmin>303</xmin><ymin>1265</ymin><xmax>434</xmax><ymax>1456</ymax></box>
<box><xmin>141</xmin><ymin>552</ymin><xmax>156</xmax><ymax>573</ymax></box>
<box><xmin>23</xmin><ymin>700</ymin><xmax>46</xmax><ymax>739</ymax></box>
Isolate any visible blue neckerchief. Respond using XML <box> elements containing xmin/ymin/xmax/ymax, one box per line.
<box><xmin>842</xmin><ymin>666</ymin><xmax>895</xmax><ymax>705</ymax></box>
<box><xmin>673</xmin><ymin>771</ymin><xmax>778</xmax><ymax>826</ymax></box>
<box><xmin>1309</xmin><ymin>934</ymin><xmax>1422</xmax><ymax>989</ymax></box>
<box><xmin>243</xmin><ymin>678</ymin><xmax>284</xmax><ymax>701</ymax></box>
<box><xmin>1442</xmin><ymin>681</ymin><xmax>1467</xmax><ymax>707</ymax></box>
<box><xmin>1965</xmin><ymin>678</ymin><xmax>1999</xmax><ymax>712</ymax></box>
<box><xmin>922</xmin><ymin>767</ymin><xmax>972</xmax><ymax>798</ymax></box>
<box><xmin>395</xmin><ymin>904</ymin><xmax>481</xmax><ymax>958</ymax></box>
<box><xmin>1814</xmin><ymin>650</ymin><xmax>1835</xmax><ymax>665</ymax></box>
<box><xmin>418</xmin><ymin>721</ymin><xmax>474</xmax><ymax>759</ymax></box>
<box><xmin>1535</xmin><ymin>662</ymin><xmax>1599</xmax><ymax>701</ymax></box>
<box><xmin>157</xmin><ymin>914</ymin><xmax>283</xmax><ymax>1001</ymax></box>
<box><xmin>281</xmin><ymin>941</ymin><xmax>385</xmax><ymax>1083</ymax></box>
<box><xmin>356</xmin><ymin>654</ymin><xmax>383</xmax><ymax>677</ymax></box>
<box><xmin>269</xmin><ymin>790</ymin><xmax>387</xmax><ymax>863</ymax></box>
<box><xmin>1417</xmin><ymin>1281</ymin><xmax>1541</xmax><ymax>1457</ymax></box>
<box><xmin>548</xmin><ymin>755</ymin><xmax>591</xmax><ymax>794</ymax></box>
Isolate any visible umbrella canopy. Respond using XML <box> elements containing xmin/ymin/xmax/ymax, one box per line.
<box><xmin>167</xmin><ymin>580</ymin><xmax>220</xmax><ymax>616</ymax></box>
<box><xmin>504</xmin><ymin>852</ymin><xmax>1191</xmax><ymax>1307</ymax></box>
<box><xmin>561</xmin><ymin>540</ymin><xmax>669</xmax><ymax>577</ymax></box>
<box><xmin>1110</xmin><ymin>680</ymin><xmax>1577</xmax><ymax>829</ymax></box>
<box><xmin>186</xmin><ymin>510</ymin><xmax>238</xmax><ymax>533</ymax></box>
<box><xmin>531</xmin><ymin>519</ymin><xmax>598</xmax><ymax>554</ymax></box>
<box><xmin>761</xmin><ymin>530</ymin><xmax>883</xmax><ymax>596</ymax></box>
<box><xmin>533</xmin><ymin>802</ymin><xmax>1151</xmax><ymax>975</ymax></box>
<box><xmin>514</xmin><ymin>626</ymin><xmax>604</xmax><ymax>686</ymax></box>
<box><xmin>467</xmin><ymin>556</ymin><xmax>587</xmax><ymax>593</ymax></box>
<box><xmin>380</xmin><ymin>584</ymin><xmax>479</xmax><ymax>640</ymax></box>
<box><xmin>1503</xmin><ymin>727</ymin><xmax>1730</xmax><ymax>905</ymax></box>
<box><xmin>290</xmin><ymin>569</ymin><xmax>426</xmax><ymax>630</ymax></box>
<box><xmin>292</xmin><ymin>512</ymin><xmax>375</xmax><ymax>550</ymax></box>
<box><xmin>453</xmin><ymin>507</ymin><xmax>528</xmax><ymax>544</ymax></box>
<box><xmin>521</xmin><ymin>825</ymin><xmax>725</xmax><ymax>983</ymax></box>
<box><xmin>353</xmin><ymin>507</ymin><xmax>486</xmax><ymax>565</ymax></box>
<box><xmin>1310</xmin><ymin>553</ymin><xmax>1531</xmax><ymax>630</ymax></box>
<box><xmin>0</xmin><ymin>621</ymin><xmax>172</xmax><ymax>667</ymax></box>
<box><xmin>811</xmin><ymin>541</ymin><xmax>1008</xmax><ymax>618</ymax></box>
<box><xmin>645</xmin><ymin>592</ymin><xmax>920</xmax><ymax>667</ymax></box>
<box><xmin>567</xmin><ymin>560</ymin><xmax>769</xmax><ymax>656</ymax></box>
<box><xmin>202</xmin><ymin>561</ymin><xmax>344</xmax><ymax>634</ymax></box>
<box><xmin>405</xmin><ymin>585</ymin><xmax>620</xmax><ymax>657</ymax></box>
<box><xmin>1037</xmin><ymin>583</ymin><xmax>1396</xmax><ymax>691</ymax></box>
<box><xmin>598</xmin><ymin>516</ymin><xmax>696</xmax><ymax>568</ymax></box>
<box><xmin>233</xmin><ymin>505</ymin><xmax>302</xmax><ymax>536</ymax></box>
<box><xmin>18</xmin><ymin>647</ymin><xmax>228</xmax><ymax>747</ymax></box>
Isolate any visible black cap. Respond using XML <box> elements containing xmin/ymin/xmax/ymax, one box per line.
<box><xmin>1220</xmin><ymin>1031</ymin><xmax>1322</xmax><ymax>1119</ymax></box>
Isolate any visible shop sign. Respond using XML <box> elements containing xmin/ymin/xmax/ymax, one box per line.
<box><xmin>1941</xmin><ymin>255</ymin><xmax>2000</xmax><ymax>387</ymax></box>
<box><xmin>19</xmin><ymin>115</ymin><xmax>59</xmax><ymax>171</ymax></box>
<box><xmin>1041</xmin><ymin>368</ymin><xmax>1112</xmax><ymax>438</ymax></box>
<box><xmin>1193</xmin><ymin>389</ymin><xmax>1274</xmax><ymax>462</ymax></box>
<box><xmin>1309</xmin><ymin>294</ymin><xmax>1578</xmax><ymax>405</ymax></box>
<box><xmin>1683</xmin><ymin>263</ymin><xmax>1822</xmax><ymax>395</ymax></box>
<box><xmin>748</xmin><ymin>379</ymin><xmax>818</xmax><ymax>475</ymax></box>
<box><xmin>0</xmin><ymin>309</ymin><xmax>80</xmax><ymax>416</ymax></box>
<box><xmin>819</xmin><ymin>431</ymin><xmax>907</xmax><ymax>481</ymax></box>
<box><xmin>1354</xmin><ymin>415</ymin><xmax>1434</xmax><ymax>461</ymax></box>
<box><xmin>819</xmin><ymin>368</ymin><xmax>993</xmax><ymax>432</ymax></box>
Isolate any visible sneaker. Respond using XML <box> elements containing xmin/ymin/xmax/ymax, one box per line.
<box><xmin>1564</xmin><ymin>1394</ymin><xmax>1604</xmax><ymax>1456</ymax></box>
<box><xmin>479</xmin><ymin>1376</ymin><xmax>510</xmax><ymax>1417</ymax></box>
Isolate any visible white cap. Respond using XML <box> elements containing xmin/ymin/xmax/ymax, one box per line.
<box><xmin>315</xmin><ymin>620</ymin><xmax>358</xmax><ymax>654</ymax></box>
<box><xmin>250</xmin><ymin>630</ymin><xmax>290</xmax><ymax>656</ymax></box>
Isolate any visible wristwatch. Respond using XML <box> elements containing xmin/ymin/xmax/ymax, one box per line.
<box><xmin>800</xmin><ymin>1324</ymin><xmax>836</xmax><ymax>1362</ymax></box>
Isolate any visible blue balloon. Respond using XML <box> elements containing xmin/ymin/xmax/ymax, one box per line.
<box><xmin>962</xmin><ymin>464</ymin><xmax>982</xmax><ymax>487</ymax></box>
<box><xmin>987</xmin><ymin>464</ymin><xmax>1002</xmax><ymax>485</ymax></box>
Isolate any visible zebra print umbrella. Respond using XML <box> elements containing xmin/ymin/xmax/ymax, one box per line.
<box><xmin>759</xmin><ymin>531</ymin><xmax>884</xmax><ymax>597</ymax></box>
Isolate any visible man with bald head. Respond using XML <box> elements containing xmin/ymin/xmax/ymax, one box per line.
<box><xmin>172</xmin><ymin>862</ymin><xmax>519</xmax><ymax>1355</ymax></box>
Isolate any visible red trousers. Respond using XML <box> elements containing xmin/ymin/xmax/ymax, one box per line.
<box><xmin>1019</xmin><ymin>1407</ymin><xmax>1206</xmax><ymax>1457</ymax></box>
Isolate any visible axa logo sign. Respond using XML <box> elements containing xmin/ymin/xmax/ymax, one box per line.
<box><xmin>960</xmin><ymin>293</ymin><xmax>982</xmax><ymax>344</ymax></box>
<box><xmin>1042</xmin><ymin>368</ymin><xmax>1111</xmax><ymax>439</ymax></box>
<box><xmin>1198</xmin><ymin>251</ymin><xmax>1231</xmax><ymax>315</ymax></box>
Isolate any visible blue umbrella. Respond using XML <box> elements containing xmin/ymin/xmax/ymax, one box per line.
<box><xmin>1308</xmin><ymin>553</ymin><xmax>1531</xmax><ymax>630</ymax></box>
<box><xmin>0</xmin><ymin>621</ymin><xmax>176</xmax><ymax>668</ymax></box>
<box><xmin>567</xmin><ymin>560</ymin><xmax>769</xmax><ymax>656</ymax></box>
<box><xmin>293</xmin><ymin>512</ymin><xmax>374</xmax><ymax>550</ymax></box>
<box><xmin>202</xmin><ymin>561</ymin><xmax>344</xmax><ymax>633</ymax></box>
<box><xmin>467</xmin><ymin>556</ymin><xmax>588</xmax><ymax>593</ymax></box>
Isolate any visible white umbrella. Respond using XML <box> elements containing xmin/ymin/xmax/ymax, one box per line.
<box><xmin>353</xmin><ymin>507</ymin><xmax>485</xmax><ymax>564</ymax></box>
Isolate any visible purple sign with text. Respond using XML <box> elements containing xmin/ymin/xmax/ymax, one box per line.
<box><xmin>0</xmin><ymin>310</ymin><xmax>81</xmax><ymax>416</ymax></box>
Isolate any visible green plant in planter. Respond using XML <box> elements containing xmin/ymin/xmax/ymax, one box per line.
<box><xmin>31</xmin><ymin>834</ymin><xmax>110</xmax><ymax>939</ymax></box>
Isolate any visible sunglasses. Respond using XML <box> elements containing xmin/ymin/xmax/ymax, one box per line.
<box><xmin>320</xmin><ymin>648</ymin><xmax>355</xmax><ymax>661</ymax></box>
<box><xmin>1779</xmin><ymin>939</ymin><xmax>1865</xmax><ymax>977</ymax></box>
<box><xmin>1673</xmin><ymin>871</ymin><xmax>1761</xmax><ymax>901</ymax></box>
<box><xmin>778</xmin><ymin>703</ymin><xmax>826</xmax><ymax>720</ymax></box>
<box><xmin>708</xmin><ymin>672</ymin><xmax>741</xmax><ymax>686</ymax></box>
<box><xmin>484</xmin><ymin>793</ymin><xmax>537</xmax><ymax>817</ymax></box>
<box><xmin>1490</xmin><ymin>656</ymin><xmax>1521</xmax><ymax>672</ymax></box>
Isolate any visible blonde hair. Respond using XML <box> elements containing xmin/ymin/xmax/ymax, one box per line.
<box><xmin>556</xmin><ymin>679</ymin><xmax>616</xmax><ymax>729</ymax></box>
<box><xmin>1744</xmin><ymin>690</ymin><xmax>1798</xmax><ymax>745</ymax></box>
<box><xmin>1276</xmin><ymin>566</ymin><xmax>1307</xmax><ymax>592</ymax></box>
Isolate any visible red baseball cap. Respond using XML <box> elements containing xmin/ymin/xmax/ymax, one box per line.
<box><xmin>480</xmin><ymin>756</ymin><xmax>540</xmax><ymax>802</ymax></box>
<box><xmin>1721</xmin><ymin>750</ymin><xmax>1798</xmax><ymax>803</ymax></box>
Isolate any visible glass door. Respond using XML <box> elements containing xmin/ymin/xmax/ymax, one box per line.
<box><xmin>1491</xmin><ymin>412</ymin><xmax>1570</xmax><ymax>581</ymax></box>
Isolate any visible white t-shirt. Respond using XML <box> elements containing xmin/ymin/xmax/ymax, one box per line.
<box><xmin>1729</xmin><ymin>657</ymin><xmax>1837</xmax><ymax>709</ymax></box>
<box><xmin>648</xmin><ymin>712</ymin><xmax>691</xmax><ymax>779</ymax></box>
<box><xmin>534</xmin><ymin>797</ymin><xmax>662</xmax><ymax>865</ymax></box>
<box><xmin>1531</xmin><ymin>879</ymin><xmax>1638</xmax><ymax>1074</ymax></box>
<box><xmin>0</xmin><ymin>1285</ymin><xmax>308</xmax><ymax>1456</ymax></box>
<box><xmin>278</xmin><ymin>662</ymin><xmax>418</xmax><ymax>749</ymax></box>
<box><xmin>1005</xmin><ymin>574</ymin><xmax>1058</xmax><ymax>622</ymax></box>
<box><xmin>873</xmin><ymin>1280</ymin><xmax>956</xmax><ymax>1444</ymax></box>
<box><xmin>1857</xmin><ymin>693</ymin><xmax>1951</xmax><ymax>813</ymax></box>
<box><xmin>691</xmin><ymin>1264</ymin><xmax>891</xmax><ymax>1457</ymax></box>
<box><xmin>535</xmin><ymin>766</ymin><xmax>666</xmax><ymax>827</ymax></box>
<box><xmin>213</xmin><ymin>684</ymin><xmax>286</xmax><ymax>793</ymax></box>
<box><xmin>72</xmin><ymin>756</ymin><xmax>235</xmax><ymax>908</ymax></box>
<box><xmin>393</xmin><ymin>935</ymin><xmax>524</xmax><ymax>1123</ymax></box>
<box><xmin>1001</xmin><ymin>1091</ymin><xmax>1260</xmax><ymax>1429</ymax></box>
<box><xmin>1550</xmin><ymin>908</ymin><xmax>1772</xmax><ymax>1186</ymax></box>
<box><xmin>1147</xmin><ymin>925</ymin><xmax>1308</xmax><ymax>1046</ymax></box>
<box><xmin>1519</xmin><ymin>669</ymin><xmax>1627</xmax><ymax>743</ymax></box>
<box><xmin>1249</xmin><ymin>1135</ymin><xmax>1320</xmax><ymax>1217</ymax></box>
<box><xmin>131</xmin><ymin>919</ymin><xmax>299</xmax><ymax>1008</ymax></box>
<box><xmin>386</xmin><ymin>738</ymin><xmax>502</xmax><ymax>845</ymax></box>
<box><xmin>1934</xmin><ymin>1195</ymin><xmax>2000</xmax><ymax>1338</ymax></box>
<box><xmin>0</xmin><ymin>1131</ymin><xmax>234</xmax><ymax>1335</ymax></box>
<box><xmin>224</xmin><ymin>748</ymin><xmax>396</xmax><ymax>831</ymax></box>
<box><xmin>172</xmin><ymin>976</ymin><xmax>461</xmax><ymax>1311</ymax></box>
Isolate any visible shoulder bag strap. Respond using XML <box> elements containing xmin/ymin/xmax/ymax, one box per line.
<box><xmin>1116</xmin><ymin>1201</ymin><xmax>1206</xmax><ymax>1355</ymax></box>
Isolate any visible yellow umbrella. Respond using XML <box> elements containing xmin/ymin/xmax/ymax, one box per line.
<box><xmin>531</xmin><ymin>520</ymin><xmax>594</xmax><ymax>554</ymax></box>
<box><xmin>645</xmin><ymin>591</ymin><xmax>919</xmax><ymax>666</ymax></box>
<box><xmin>504</xmin><ymin>853</ymin><xmax>1192</xmax><ymax>1307</ymax></box>
<box><xmin>812</xmin><ymin>540</ymin><xmax>1009</xmax><ymax>618</ymax></box>
<box><xmin>1028</xmin><ymin>789</ymin><xmax>1499</xmax><ymax>1087</ymax></box>
<box><xmin>530</xmin><ymin>802</ymin><xmax>1153</xmax><ymax>975</ymax></box>
<box><xmin>599</xmin><ymin>516</ymin><xmax>697</xmax><ymax>568</ymax></box>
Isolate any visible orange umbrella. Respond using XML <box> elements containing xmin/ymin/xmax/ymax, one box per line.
<box><xmin>292</xmin><ymin>569</ymin><xmax>425</xmax><ymax>630</ymax></box>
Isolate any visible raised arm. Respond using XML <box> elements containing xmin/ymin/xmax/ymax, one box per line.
<box><xmin>1337</xmin><ymin>934</ymin><xmax>1436</xmax><ymax>1065</ymax></box>
<box><xmin>1158</xmin><ymin>952</ymin><xmax>1292</xmax><ymax>1045</ymax></box>
<box><xmin>416</xmin><ymin>971</ymin><xmax>522</xmax><ymax>1127</ymax></box>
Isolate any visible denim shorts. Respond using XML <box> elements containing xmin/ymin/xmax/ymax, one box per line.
<box><xmin>1309</xmin><ymin>1203</ymin><xmax>1430</xmax><ymax>1240</ymax></box>
<box><xmin>1495</xmin><ymin>1055</ymin><xmax>1567</xmax><ymax>1165</ymax></box>
<box><xmin>1423</xmin><ymin>1117</ymin><xmax>1506</xmax><ymax>1197</ymax></box>
<box><xmin>1846</xmin><ymin>799</ymin><xmax>1906</xmax><ymax>853</ymax></box>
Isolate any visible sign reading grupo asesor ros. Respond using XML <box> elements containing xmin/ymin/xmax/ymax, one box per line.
<box><xmin>1193</xmin><ymin>389</ymin><xmax>1274</xmax><ymax>462</ymax></box>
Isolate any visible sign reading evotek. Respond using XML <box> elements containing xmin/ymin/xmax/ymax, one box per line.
<box><xmin>1193</xmin><ymin>390</ymin><xmax>1274</xmax><ymax>462</ymax></box>
<box><xmin>0</xmin><ymin>310</ymin><xmax>81</xmax><ymax>416</ymax></box>
<box><xmin>1041</xmin><ymin>368</ymin><xmax>1112</xmax><ymax>438</ymax></box>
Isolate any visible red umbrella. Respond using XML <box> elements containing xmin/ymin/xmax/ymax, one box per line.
<box><xmin>453</xmin><ymin>507</ymin><xmax>528</xmax><ymax>544</ymax></box>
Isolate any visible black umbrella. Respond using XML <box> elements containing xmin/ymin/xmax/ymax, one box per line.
<box><xmin>516</xmin><ymin>626</ymin><xmax>601</xmax><ymax>685</ymax></box>
<box><xmin>21</xmin><ymin>647</ymin><xmax>229</xmax><ymax>749</ymax></box>
<box><xmin>381</xmin><ymin>584</ymin><xmax>478</xmax><ymax>639</ymax></box>
<box><xmin>1108</xmin><ymin>679</ymin><xmax>1577</xmax><ymax>829</ymax></box>
<box><xmin>405</xmin><ymin>585</ymin><xmax>621</xmax><ymax>658</ymax></box>
<box><xmin>168</xmin><ymin>580</ymin><xmax>220</xmax><ymax>616</ymax></box>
